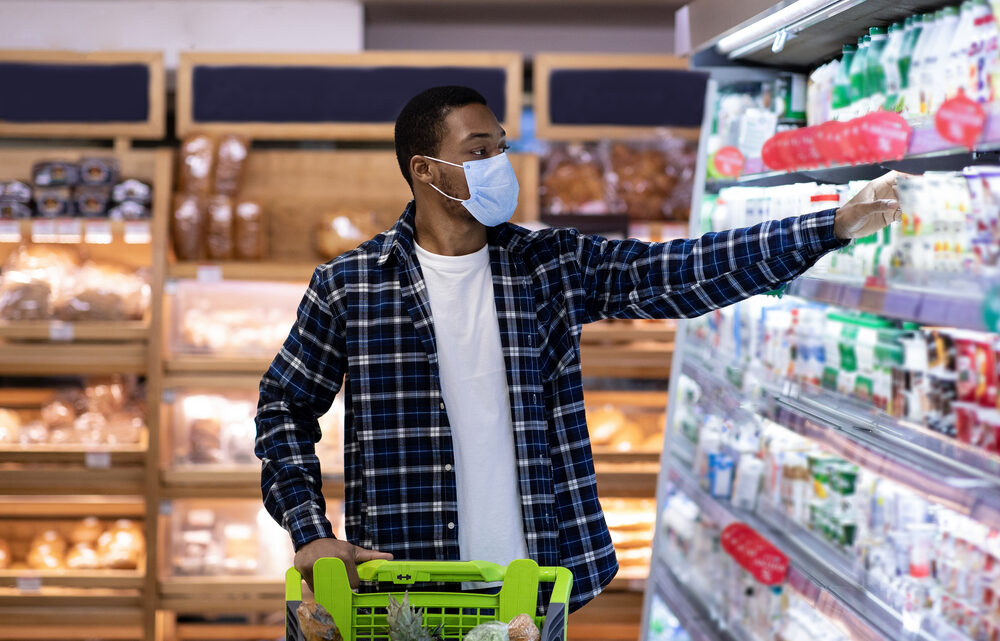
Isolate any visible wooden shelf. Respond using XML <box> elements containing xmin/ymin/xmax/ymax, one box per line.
<box><xmin>0</xmin><ymin>496</ymin><xmax>145</xmax><ymax>519</ymax></box>
<box><xmin>0</xmin><ymin>219</ymin><xmax>154</xmax><ymax>247</ymax></box>
<box><xmin>595</xmin><ymin>462</ymin><xmax>659</xmax><ymax>497</ymax></box>
<box><xmin>163</xmin><ymin>356</ymin><xmax>271</xmax><ymax>377</ymax></box>
<box><xmin>0</xmin><ymin>321</ymin><xmax>149</xmax><ymax>342</ymax></box>
<box><xmin>0</xmin><ymin>467</ymin><xmax>145</xmax><ymax>495</ymax></box>
<box><xmin>0</xmin><ymin>342</ymin><xmax>147</xmax><ymax>375</ymax></box>
<box><xmin>173</xmin><ymin>623</ymin><xmax>283</xmax><ymax>641</ymax></box>
<box><xmin>161</xmin><ymin>467</ymin><xmax>344</xmax><ymax>500</ymax></box>
<box><xmin>0</xmin><ymin>570</ymin><xmax>144</xmax><ymax>591</ymax></box>
<box><xmin>580</xmin><ymin>343</ymin><xmax>673</xmax><ymax>379</ymax></box>
<box><xmin>581</xmin><ymin>321</ymin><xmax>676</xmax><ymax>344</ymax></box>
<box><xmin>0</xmin><ymin>606</ymin><xmax>142</xmax><ymax>639</ymax></box>
<box><xmin>0</xmin><ymin>438</ymin><xmax>147</xmax><ymax>466</ymax></box>
<box><xmin>159</xmin><ymin>577</ymin><xmax>285</xmax><ymax>612</ymax></box>
<box><xmin>168</xmin><ymin>261</ymin><xmax>318</xmax><ymax>283</ymax></box>
<box><xmin>163</xmin><ymin>373</ymin><xmax>265</xmax><ymax>391</ymax></box>
<box><xmin>0</xmin><ymin>588</ymin><xmax>140</xmax><ymax>609</ymax></box>
<box><xmin>593</xmin><ymin>449</ymin><xmax>661</xmax><ymax>465</ymax></box>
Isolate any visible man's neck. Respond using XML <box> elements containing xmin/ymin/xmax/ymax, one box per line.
<box><xmin>413</xmin><ymin>200</ymin><xmax>488</xmax><ymax>256</ymax></box>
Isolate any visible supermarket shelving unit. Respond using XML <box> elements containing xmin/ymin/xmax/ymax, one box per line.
<box><xmin>0</xmin><ymin>50</ymin><xmax>169</xmax><ymax>641</ymax></box>
<box><xmin>643</xmin><ymin>1</ymin><xmax>1000</xmax><ymax>640</ymax></box>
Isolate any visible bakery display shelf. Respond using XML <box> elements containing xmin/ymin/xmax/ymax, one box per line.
<box><xmin>0</xmin><ymin>440</ymin><xmax>147</xmax><ymax>466</ymax></box>
<box><xmin>158</xmin><ymin>576</ymin><xmax>286</xmax><ymax>613</ymax></box>
<box><xmin>581</xmin><ymin>320</ymin><xmax>677</xmax><ymax>344</ymax></box>
<box><xmin>580</xmin><ymin>343</ymin><xmax>673</xmax><ymax>380</ymax></box>
<box><xmin>593</xmin><ymin>449</ymin><xmax>662</xmax><ymax>464</ymax></box>
<box><xmin>0</xmin><ymin>342</ymin><xmax>147</xmax><ymax>375</ymax></box>
<box><xmin>0</xmin><ymin>496</ymin><xmax>144</xmax><ymax>519</ymax></box>
<box><xmin>160</xmin><ymin>468</ymin><xmax>345</xmax><ymax>500</ymax></box>
<box><xmin>162</xmin><ymin>372</ymin><xmax>264</xmax><ymax>391</ymax></box>
<box><xmin>163</xmin><ymin>355</ymin><xmax>270</xmax><ymax>377</ymax></box>
<box><xmin>0</xmin><ymin>467</ymin><xmax>145</xmax><ymax>495</ymax></box>
<box><xmin>0</xmin><ymin>219</ymin><xmax>154</xmax><ymax>247</ymax></box>
<box><xmin>0</xmin><ymin>587</ymin><xmax>140</xmax><ymax>609</ymax></box>
<box><xmin>595</xmin><ymin>462</ymin><xmax>659</xmax><ymax>498</ymax></box>
<box><xmin>0</xmin><ymin>569</ymin><xmax>144</xmax><ymax>590</ymax></box>
<box><xmin>0</xmin><ymin>320</ymin><xmax>150</xmax><ymax>342</ymax></box>
<box><xmin>646</xmin><ymin>558</ymin><xmax>739</xmax><ymax>641</ymax></box>
<box><xmin>784</xmin><ymin>275</ymin><xmax>992</xmax><ymax>334</ymax></box>
<box><xmin>167</xmin><ymin>260</ymin><xmax>317</xmax><ymax>283</ymax></box>
<box><xmin>666</xmin><ymin>461</ymin><xmax>918</xmax><ymax>641</ymax></box>
<box><xmin>0</xmin><ymin>606</ymin><xmax>143</xmax><ymax>640</ymax></box>
<box><xmin>170</xmin><ymin>622</ymin><xmax>283</xmax><ymax>641</ymax></box>
<box><xmin>682</xmin><ymin>353</ymin><xmax>1000</xmax><ymax>530</ymax></box>
<box><xmin>608</xmin><ymin>568</ymin><xmax>649</xmax><ymax>593</ymax></box>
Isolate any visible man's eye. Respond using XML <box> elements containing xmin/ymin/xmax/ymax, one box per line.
<box><xmin>471</xmin><ymin>148</ymin><xmax>486</xmax><ymax>156</ymax></box>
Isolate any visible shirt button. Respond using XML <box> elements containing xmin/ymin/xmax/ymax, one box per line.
<box><xmin>439</xmin><ymin>402</ymin><xmax>445</xmax><ymax>410</ymax></box>
<box><xmin>444</xmin><ymin>464</ymin><xmax>453</xmax><ymax>472</ymax></box>
<box><xmin>447</xmin><ymin>522</ymin><xmax>455</xmax><ymax>530</ymax></box>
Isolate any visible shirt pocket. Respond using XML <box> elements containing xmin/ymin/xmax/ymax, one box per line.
<box><xmin>535</xmin><ymin>294</ymin><xmax>579</xmax><ymax>384</ymax></box>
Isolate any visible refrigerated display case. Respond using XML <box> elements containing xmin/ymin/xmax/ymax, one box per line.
<box><xmin>644</xmin><ymin>1</ymin><xmax>1000</xmax><ymax>640</ymax></box>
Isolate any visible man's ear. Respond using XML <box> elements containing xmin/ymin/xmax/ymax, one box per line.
<box><xmin>410</xmin><ymin>155</ymin><xmax>434</xmax><ymax>186</ymax></box>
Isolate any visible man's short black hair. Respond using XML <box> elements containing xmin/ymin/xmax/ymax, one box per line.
<box><xmin>394</xmin><ymin>86</ymin><xmax>488</xmax><ymax>191</ymax></box>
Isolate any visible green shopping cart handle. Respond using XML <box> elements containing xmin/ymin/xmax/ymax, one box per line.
<box><xmin>357</xmin><ymin>559</ymin><xmax>506</xmax><ymax>584</ymax></box>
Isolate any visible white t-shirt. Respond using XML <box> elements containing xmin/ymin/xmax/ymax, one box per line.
<box><xmin>414</xmin><ymin>242</ymin><xmax>529</xmax><ymax>571</ymax></box>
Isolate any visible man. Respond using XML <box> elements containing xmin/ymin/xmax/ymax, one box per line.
<box><xmin>255</xmin><ymin>86</ymin><xmax>900</xmax><ymax>611</ymax></box>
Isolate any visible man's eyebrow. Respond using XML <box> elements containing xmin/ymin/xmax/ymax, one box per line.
<box><xmin>462</xmin><ymin>130</ymin><xmax>506</xmax><ymax>141</ymax></box>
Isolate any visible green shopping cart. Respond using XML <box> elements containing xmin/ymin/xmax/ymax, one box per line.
<box><xmin>286</xmin><ymin>558</ymin><xmax>572</xmax><ymax>641</ymax></box>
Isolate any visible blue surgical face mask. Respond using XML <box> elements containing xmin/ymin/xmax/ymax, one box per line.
<box><xmin>424</xmin><ymin>152</ymin><xmax>519</xmax><ymax>227</ymax></box>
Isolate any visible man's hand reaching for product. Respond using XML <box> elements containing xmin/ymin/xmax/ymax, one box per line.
<box><xmin>294</xmin><ymin>537</ymin><xmax>394</xmax><ymax>592</ymax></box>
<box><xmin>833</xmin><ymin>171</ymin><xmax>903</xmax><ymax>240</ymax></box>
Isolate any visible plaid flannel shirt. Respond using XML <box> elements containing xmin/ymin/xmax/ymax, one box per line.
<box><xmin>255</xmin><ymin>202</ymin><xmax>847</xmax><ymax>611</ymax></box>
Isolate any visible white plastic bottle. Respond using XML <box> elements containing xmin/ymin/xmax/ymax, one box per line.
<box><xmin>883</xmin><ymin>22</ymin><xmax>906</xmax><ymax>111</ymax></box>
<box><xmin>970</xmin><ymin>0</ymin><xmax>1000</xmax><ymax>103</ymax></box>
<box><xmin>926</xmin><ymin>6</ymin><xmax>961</xmax><ymax>114</ymax></box>
<box><xmin>907</xmin><ymin>11</ymin><xmax>939</xmax><ymax>118</ymax></box>
<box><xmin>946</xmin><ymin>1</ymin><xmax>976</xmax><ymax>101</ymax></box>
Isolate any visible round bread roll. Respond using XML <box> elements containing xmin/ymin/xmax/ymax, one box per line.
<box><xmin>70</xmin><ymin>517</ymin><xmax>103</xmax><ymax>545</ymax></box>
<box><xmin>41</xmin><ymin>399</ymin><xmax>75</xmax><ymax>430</ymax></box>
<box><xmin>31</xmin><ymin>529</ymin><xmax>67</xmax><ymax>554</ymax></box>
<box><xmin>73</xmin><ymin>411</ymin><xmax>109</xmax><ymax>446</ymax></box>
<box><xmin>97</xmin><ymin>520</ymin><xmax>144</xmax><ymax>570</ymax></box>
<box><xmin>65</xmin><ymin>543</ymin><xmax>100</xmax><ymax>570</ymax></box>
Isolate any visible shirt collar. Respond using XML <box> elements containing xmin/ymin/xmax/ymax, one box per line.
<box><xmin>377</xmin><ymin>200</ymin><xmax>523</xmax><ymax>267</ymax></box>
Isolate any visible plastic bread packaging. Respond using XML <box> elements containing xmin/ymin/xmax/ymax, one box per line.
<box><xmin>233</xmin><ymin>200</ymin><xmax>264</xmax><ymax>260</ymax></box>
<box><xmin>171</xmin><ymin>193</ymin><xmax>205</xmax><ymax>260</ymax></box>
<box><xmin>213</xmin><ymin>135</ymin><xmax>250</xmax><ymax>196</ymax></box>
<box><xmin>32</xmin><ymin>161</ymin><xmax>80</xmax><ymax>187</ymax></box>
<box><xmin>178</xmin><ymin>134</ymin><xmax>215</xmax><ymax>196</ymax></box>
<box><xmin>205</xmin><ymin>195</ymin><xmax>234</xmax><ymax>260</ymax></box>
<box><xmin>539</xmin><ymin>143</ymin><xmax>611</xmax><ymax>215</ymax></box>
<box><xmin>79</xmin><ymin>157</ymin><xmax>120</xmax><ymax>186</ymax></box>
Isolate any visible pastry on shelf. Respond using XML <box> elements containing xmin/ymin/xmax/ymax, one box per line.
<box><xmin>41</xmin><ymin>398</ymin><xmax>76</xmax><ymax>430</ymax></box>
<box><xmin>587</xmin><ymin>406</ymin><xmax>628</xmax><ymax>447</ymax></box>
<box><xmin>28</xmin><ymin>530</ymin><xmax>67</xmax><ymax>570</ymax></box>
<box><xmin>65</xmin><ymin>543</ymin><xmax>101</xmax><ymax>570</ymax></box>
<box><xmin>189</xmin><ymin>417</ymin><xmax>223</xmax><ymax>464</ymax></box>
<box><xmin>0</xmin><ymin>539</ymin><xmax>10</xmax><ymax>569</ymax></box>
<box><xmin>97</xmin><ymin>519</ymin><xmax>144</xmax><ymax>570</ymax></box>
<box><xmin>221</xmin><ymin>523</ymin><xmax>258</xmax><ymax>574</ymax></box>
<box><xmin>316</xmin><ymin>210</ymin><xmax>378</xmax><ymax>260</ymax></box>
<box><xmin>0</xmin><ymin>409</ymin><xmax>21</xmax><ymax>444</ymax></box>
<box><xmin>70</xmin><ymin>517</ymin><xmax>104</xmax><ymax>546</ymax></box>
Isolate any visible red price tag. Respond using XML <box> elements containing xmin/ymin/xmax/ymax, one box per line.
<box><xmin>861</xmin><ymin>110</ymin><xmax>913</xmax><ymax>161</ymax></box>
<box><xmin>815</xmin><ymin>120</ymin><xmax>846</xmax><ymax>165</ymax></box>
<box><xmin>936</xmin><ymin>91</ymin><xmax>986</xmax><ymax>149</ymax></box>
<box><xmin>761</xmin><ymin>135</ymin><xmax>783</xmax><ymax>171</ymax></box>
<box><xmin>720</xmin><ymin>522</ymin><xmax>789</xmax><ymax>586</ymax></box>
<box><xmin>713</xmin><ymin>146</ymin><xmax>745</xmax><ymax>178</ymax></box>
<box><xmin>775</xmin><ymin>131</ymin><xmax>798</xmax><ymax>170</ymax></box>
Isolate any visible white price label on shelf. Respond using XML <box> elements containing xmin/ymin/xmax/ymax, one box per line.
<box><xmin>0</xmin><ymin>220</ymin><xmax>21</xmax><ymax>243</ymax></box>
<box><xmin>85</xmin><ymin>451</ymin><xmax>112</xmax><ymax>469</ymax></box>
<box><xmin>16</xmin><ymin>576</ymin><xmax>41</xmax><ymax>592</ymax></box>
<box><xmin>162</xmin><ymin>388</ymin><xmax>176</xmax><ymax>404</ymax></box>
<box><xmin>55</xmin><ymin>218</ymin><xmax>82</xmax><ymax>243</ymax></box>
<box><xmin>196</xmin><ymin>264</ymin><xmax>223</xmax><ymax>283</ymax></box>
<box><xmin>123</xmin><ymin>220</ymin><xmax>151</xmax><ymax>244</ymax></box>
<box><xmin>48</xmin><ymin>321</ymin><xmax>74</xmax><ymax>342</ymax></box>
<box><xmin>159</xmin><ymin>500</ymin><xmax>173</xmax><ymax>516</ymax></box>
<box><xmin>84</xmin><ymin>220</ymin><xmax>113</xmax><ymax>244</ymax></box>
<box><xmin>31</xmin><ymin>219</ymin><xmax>58</xmax><ymax>243</ymax></box>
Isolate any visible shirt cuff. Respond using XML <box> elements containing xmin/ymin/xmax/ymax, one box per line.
<box><xmin>798</xmin><ymin>208</ymin><xmax>851</xmax><ymax>255</ymax></box>
<box><xmin>283</xmin><ymin>501</ymin><xmax>336</xmax><ymax>551</ymax></box>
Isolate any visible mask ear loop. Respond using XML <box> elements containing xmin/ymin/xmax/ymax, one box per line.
<box><xmin>422</xmin><ymin>155</ymin><xmax>467</xmax><ymax>202</ymax></box>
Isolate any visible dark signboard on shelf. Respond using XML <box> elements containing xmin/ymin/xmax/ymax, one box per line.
<box><xmin>176</xmin><ymin>52</ymin><xmax>524</xmax><ymax>140</ymax></box>
<box><xmin>0</xmin><ymin>51</ymin><xmax>165</xmax><ymax>139</ymax></box>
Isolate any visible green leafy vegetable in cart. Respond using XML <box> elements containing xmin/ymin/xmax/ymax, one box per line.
<box><xmin>463</xmin><ymin>621</ymin><xmax>509</xmax><ymax>641</ymax></box>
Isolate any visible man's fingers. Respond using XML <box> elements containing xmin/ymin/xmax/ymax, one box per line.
<box><xmin>345</xmin><ymin>559</ymin><xmax>361</xmax><ymax>590</ymax></box>
<box><xmin>354</xmin><ymin>547</ymin><xmax>394</xmax><ymax>562</ymax></box>
<box><xmin>864</xmin><ymin>198</ymin><xmax>899</xmax><ymax>214</ymax></box>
